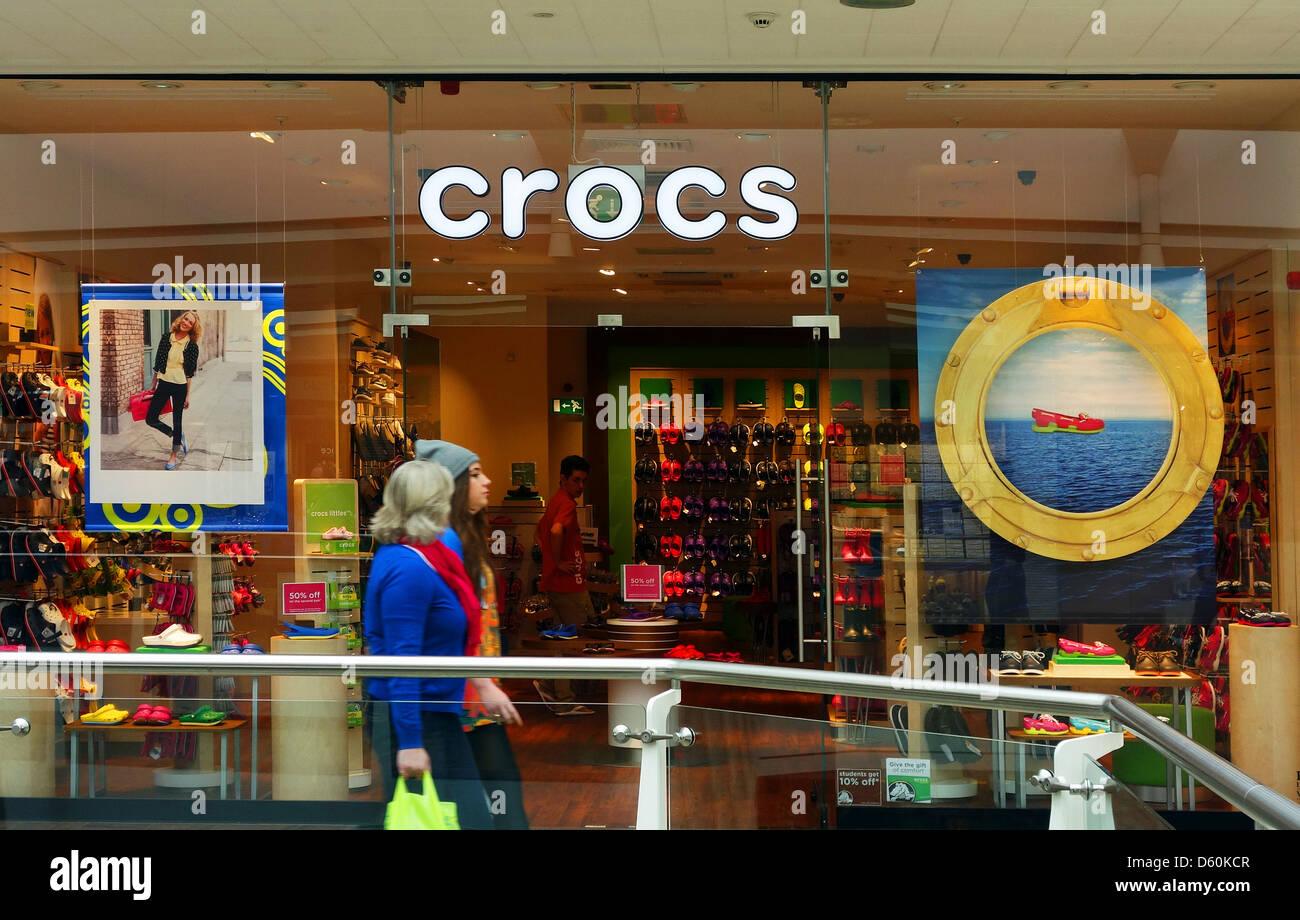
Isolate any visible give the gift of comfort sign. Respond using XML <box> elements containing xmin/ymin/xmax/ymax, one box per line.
<box><xmin>418</xmin><ymin>165</ymin><xmax>798</xmax><ymax>242</ymax></box>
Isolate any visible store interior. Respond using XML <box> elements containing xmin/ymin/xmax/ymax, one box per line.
<box><xmin>0</xmin><ymin>76</ymin><xmax>1297</xmax><ymax>823</ymax></box>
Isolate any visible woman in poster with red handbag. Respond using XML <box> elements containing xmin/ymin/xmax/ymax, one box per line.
<box><xmin>145</xmin><ymin>310</ymin><xmax>200</xmax><ymax>470</ymax></box>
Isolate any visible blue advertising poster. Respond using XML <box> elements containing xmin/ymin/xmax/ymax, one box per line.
<box><xmin>915</xmin><ymin>267</ymin><xmax>1216</xmax><ymax>625</ymax></box>
<box><xmin>80</xmin><ymin>283</ymin><xmax>287</xmax><ymax>532</ymax></box>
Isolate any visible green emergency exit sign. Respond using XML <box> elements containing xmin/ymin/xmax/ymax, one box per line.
<box><xmin>551</xmin><ymin>398</ymin><xmax>584</xmax><ymax>416</ymax></box>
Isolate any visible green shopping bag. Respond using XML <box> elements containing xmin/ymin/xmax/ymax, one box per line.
<box><xmin>384</xmin><ymin>772</ymin><xmax>460</xmax><ymax>830</ymax></box>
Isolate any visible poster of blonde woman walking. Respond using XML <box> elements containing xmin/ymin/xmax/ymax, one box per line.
<box><xmin>86</xmin><ymin>296</ymin><xmax>266</xmax><ymax>507</ymax></box>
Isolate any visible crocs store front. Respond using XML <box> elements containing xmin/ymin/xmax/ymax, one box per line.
<box><xmin>1</xmin><ymin>24</ymin><xmax>1300</xmax><ymax>830</ymax></box>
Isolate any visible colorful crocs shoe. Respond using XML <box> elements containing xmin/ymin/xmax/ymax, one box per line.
<box><xmin>1068</xmin><ymin>717</ymin><xmax>1109</xmax><ymax>735</ymax></box>
<box><xmin>1022</xmin><ymin>713</ymin><xmax>1069</xmax><ymax>736</ymax></box>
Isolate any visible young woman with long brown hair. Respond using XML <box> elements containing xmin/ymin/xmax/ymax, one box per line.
<box><xmin>416</xmin><ymin>439</ymin><xmax>530</xmax><ymax>829</ymax></box>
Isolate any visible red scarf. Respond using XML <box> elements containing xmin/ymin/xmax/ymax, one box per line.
<box><xmin>401</xmin><ymin>540</ymin><xmax>482</xmax><ymax>657</ymax></box>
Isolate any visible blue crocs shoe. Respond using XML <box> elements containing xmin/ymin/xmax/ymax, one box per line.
<box><xmin>1068</xmin><ymin>716</ymin><xmax>1110</xmax><ymax>735</ymax></box>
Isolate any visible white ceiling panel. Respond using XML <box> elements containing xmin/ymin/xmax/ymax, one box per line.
<box><xmin>1056</xmin><ymin>0</ymin><xmax>1181</xmax><ymax>59</ymax></box>
<box><xmin>3</xmin><ymin>3</ymin><xmax>136</xmax><ymax>65</ymax></box>
<box><xmin>347</xmin><ymin>0</ymin><xmax>462</xmax><ymax>63</ymax></box>
<box><xmin>508</xmin><ymin>1</ymin><xmax>597</xmax><ymax>62</ymax></box>
<box><xmin>650</xmin><ymin>0</ymin><xmax>730</xmax><ymax>61</ymax></box>
<box><xmin>425</xmin><ymin>2</ymin><xmax>528</xmax><ymax>60</ymax></box>
<box><xmin>1203</xmin><ymin>1</ymin><xmax>1300</xmax><ymax>57</ymax></box>
<box><xmin>273</xmin><ymin>0</ymin><xmax>399</xmax><ymax>61</ymax></box>
<box><xmin>79</xmin><ymin>0</ymin><xmax>262</xmax><ymax>63</ymax></box>
<box><xmin>1140</xmin><ymin>0</ymin><xmax>1257</xmax><ymax>58</ymax></box>
<box><xmin>197</xmin><ymin>0</ymin><xmax>331</xmax><ymax>60</ymax></box>
<box><xmin>1001</xmin><ymin>1</ymin><xmax>1099</xmax><ymax>59</ymax></box>
<box><xmin>0</xmin><ymin>0</ymin><xmax>1297</xmax><ymax>74</ymax></box>
<box><xmin>0</xmin><ymin>17</ymin><xmax>64</xmax><ymax>66</ymax></box>
<box><xmin>932</xmin><ymin>0</ymin><xmax>1033</xmax><ymax>59</ymax></box>
<box><xmin>571</xmin><ymin>0</ymin><xmax>661</xmax><ymax>60</ymax></box>
<box><xmin>864</xmin><ymin>0</ymin><xmax>952</xmax><ymax>58</ymax></box>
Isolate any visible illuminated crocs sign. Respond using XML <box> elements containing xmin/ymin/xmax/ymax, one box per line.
<box><xmin>417</xmin><ymin>165</ymin><xmax>798</xmax><ymax>242</ymax></box>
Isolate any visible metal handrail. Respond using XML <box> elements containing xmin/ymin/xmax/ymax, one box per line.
<box><xmin>9</xmin><ymin>652</ymin><xmax>1299</xmax><ymax>829</ymax></box>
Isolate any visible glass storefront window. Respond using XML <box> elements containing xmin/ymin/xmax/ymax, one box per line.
<box><xmin>0</xmin><ymin>72</ymin><xmax>1296</xmax><ymax>825</ymax></box>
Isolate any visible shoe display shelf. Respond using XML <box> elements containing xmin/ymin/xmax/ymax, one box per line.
<box><xmin>826</xmin><ymin>504</ymin><xmax>903</xmax><ymax>738</ymax></box>
<box><xmin>628</xmin><ymin>404</ymin><xmax>788</xmax><ymax>629</ymax></box>
<box><xmin>484</xmin><ymin>503</ymin><xmax>544</xmax><ymax>637</ymax></box>
<box><xmin>346</xmin><ymin>320</ymin><xmax>412</xmax><ymax>535</ymax></box>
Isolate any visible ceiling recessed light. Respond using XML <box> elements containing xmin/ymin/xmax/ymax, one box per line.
<box><xmin>668</xmin><ymin>82</ymin><xmax>700</xmax><ymax>93</ymax></box>
<box><xmin>907</xmin><ymin>259</ymin><xmax>925</xmax><ymax>268</ymax></box>
<box><xmin>1173</xmin><ymin>81</ymin><xmax>1216</xmax><ymax>91</ymax></box>
<box><xmin>966</xmin><ymin>158</ymin><xmax>999</xmax><ymax>167</ymax></box>
<box><xmin>467</xmin><ymin>281</ymin><xmax>474</xmax><ymax>285</ymax></box>
<box><xmin>527</xmin><ymin>81</ymin><xmax>562</xmax><ymax>90</ymax></box>
<box><xmin>982</xmin><ymin>130</ymin><xmax>1014</xmax><ymax>141</ymax></box>
<box><xmin>1048</xmin><ymin>80</ymin><xmax>1089</xmax><ymax>90</ymax></box>
<box><xmin>290</xmin><ymin>155</ymin><xmax>319</xmax><ymax>165</ymax></box>
<box><xmin>582</xmin><ymin>247</ymin><xmax>601</xmax><ymax>251</ymax></box>
<box><xmin>924</xmin><ymin>81</ymin><xmax>964</xmax><ymax>93</ymax></box>
<box><xmin>938</xmin><ymin>200</ymin><xmax>964</xmax><ymax>208</ymax></box>
<box><xmin>913</xmin><ymin>247</ymin><xmax>934</xmax><ymax>255</ymax></box>
<box><xmin>857</xmin><ymin>144</ymin><xmax>885</xmax><ymax>154</ymax></box>
<box><xmin>492</xmin><ymin>131</ymin><xmax>525</xmax><ymax>141</ymax></box>
<box><xmin>599</xmin><ymin>268</ymin><xmax>616</xmax><ymax>276</ymax></box>
<box><xmin>264</xmin><ymin>81</ymin><xmax>304</xmax><ymax>90</ymax></box>
<box><xmin>431</xmin><ymin>258</ymin><xmax>441</xmax><ymax>262</ymax></box>
<box><xmin>18</xmin><ymin>81</ymin><xmax>60</xmax><ymax>91</ymax></box>
<box><xmin>612</xmin><ymin>288</ymin><xmax>628</xmax><ymax>295</ymax></box>
<box><xmin>140</xmin><ymin>81</ymin><xmax>183</xmax><ymax>90</ymax></box>
<box><xmin>737</xmin><ymin>132</ymin><xmax>770</xmax><ymax>142</ymax></box>
<box><xmin>250</xmin><ymin>131</ymin><xmax>276</xmax><ymax>144</ymax></box>
<box><xmin>320</xmin><ymin>177</ymin><xmax>349</xmax><ymax>186</ymax></box>
<box><xmin>951</xmin><ymin>180</ymin><xmax>980</xmax><ymax>189</ymax></box>
<box><xmin>840</xmin><ymin>0</ymin><xmax>915</xmax><ymax>7</ymax></box>
<box><xmin>531</xmin><ymin>10</ymin><xmax>555</xmax><ymax>17</ymax></box>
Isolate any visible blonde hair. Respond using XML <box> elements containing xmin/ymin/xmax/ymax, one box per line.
<box><xmin>171</xmin><ymin>310</ymin><xmax>203</xmax><ymax>344</ymax></box>
<box><xmin>371</xmin><ymin>460</ymin><xmax>454</xmax><ymax>545</ymax></box>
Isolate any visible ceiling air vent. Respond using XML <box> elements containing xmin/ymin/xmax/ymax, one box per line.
<box><xmin>588</xmin><ymin>137</ymin><xmax>694</xmax><ymax>154</ymax></box>
<box><xmin>651</xmin><ymin>272</ymin><xmax>731</xmax><ymax>287</ymax></box>
<box><xmin>634</xmin><ymin>247</ymin><xmax>716</xmax><ymax>257</ymax></box>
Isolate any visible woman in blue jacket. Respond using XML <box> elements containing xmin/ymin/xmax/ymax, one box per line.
<box><xmin>365</xmin><ymin>459</ymin><xmax>518</xmax><ymax>829</ymax></box>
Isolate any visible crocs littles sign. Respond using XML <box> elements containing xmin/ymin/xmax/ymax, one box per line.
<box><xmin>418</xmin><ymin>165</ymin><xmax>798</xmax><ymax>242</ymax></box>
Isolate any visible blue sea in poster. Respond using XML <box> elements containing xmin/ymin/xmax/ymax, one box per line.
<box><xmin>916</xmin><ymin>267</ymin><xmax>1216</xmax><ymax>625</ymax></box>
<box><xmin>986</xmin><ymin>418</ymin><xmax>1172</xmax><ymax>514</ymax></box>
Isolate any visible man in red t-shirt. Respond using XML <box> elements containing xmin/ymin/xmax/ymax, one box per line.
<box><xmin>533</xmin><ymin>455</ymin><xmax>595</xmax><ymax>715</ymax></box>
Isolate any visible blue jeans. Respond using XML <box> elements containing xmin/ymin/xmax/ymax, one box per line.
<box><xmin>370</xmin><ymin>702</ymin><xmax>493</xmax><ymax>830</ymax></box>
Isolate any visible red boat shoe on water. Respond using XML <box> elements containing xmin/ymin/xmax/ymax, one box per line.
<box><xmin>1031</xmin><ymin>408</ymin><xmax>1105</xmax><ymax>434</ymax></box>
<box><xmin>1057</xmin><ymin>638</ymin><xmax>1116</xmax><ymax>656</ymax></box>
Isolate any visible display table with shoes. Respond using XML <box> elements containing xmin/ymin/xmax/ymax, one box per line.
<box><xmin>1002</xmin><ymin>728</ymin><xmax>1137</xmax><ymax>808</ymax></box>
<box><xmin>992</xmin><ymin>671</ymin><xmax>1201</xmax><ymax>810</ymax></box>
<box><xmin>66</xmin><ymin>717</ymin><xmax>249</xmax><ymax>801</ymax></box>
